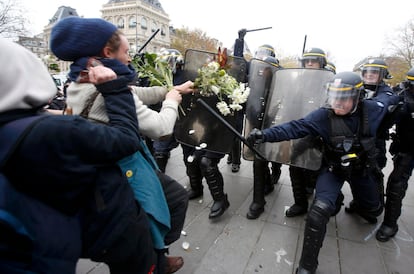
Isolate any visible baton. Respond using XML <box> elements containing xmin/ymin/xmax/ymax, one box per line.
<box><xmin>302</xmin><ymin>34</ymin><xmax>307</xmax><ymax>54</ymax></box>
<box><xmin>196</xmin><ymin>98</ymin><xmax>267</xmax><ymax>160</ymax></box>
<box><xmin>137</xmin><ymin>29</ymin><xmax>160</xmax><ymax>54</ymax></box>
<box><xmin>245</xmin><ymin>27</ymin><xmax>272</xmax><ymax>33</ymax></box>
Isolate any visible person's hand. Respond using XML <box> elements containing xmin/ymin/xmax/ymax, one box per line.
<box><xmin>246</xmin><ymin>128</ymin><xmax>264</xmax><ymax>146</ymax></box>
<box><xmin>165</xmin><ymin>88</ymin><xmax>182</xmax><ymax>104</ymax></box>
<box><xmin>174</xmin><ymin>81</ymin><xmax>194</xmax><ymax>94</ymax></box>
<box><xmin>88</xmin><ymin>66</ymin><xmax>117</xmax><ymax>84</ymax></box>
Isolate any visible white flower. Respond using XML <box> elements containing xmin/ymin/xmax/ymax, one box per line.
<box><xmin>229</xmin><ymin>103</ymin><xmax>243</xmax><ymax>111</ymax></box>
<box><xmin>210</xmin><ymin>85</ymin><xmax>220</xmax><ymax>95</ymax></box>
<box><xmin>216</xmin><ymin>101</ymin><xmax>231</xmax><ymax>116</ymax></box>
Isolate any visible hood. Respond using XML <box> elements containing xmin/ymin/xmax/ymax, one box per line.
<box><xmin>0</xmin><ymin>38</ymin><xmax>56</xmax><ymax>113</ymax></box>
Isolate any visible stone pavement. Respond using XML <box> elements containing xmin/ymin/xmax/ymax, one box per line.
<box><xmin>77</xmin><ymin>145</ymin><xmax>414</xmax><ymax>274</ymax></box>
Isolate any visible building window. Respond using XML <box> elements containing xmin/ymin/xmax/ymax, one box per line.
<box><xmin>161</xmin><ymin>26</ymin><xmax>166</xmax><ymax>36</ymax></box>
<box><xmin>129</xmin><ymin>16</ymin><xmax>137</xmax><ymax>28</ymax></box>
<box><xmin>152</xmin><ymin>21</ymin><xmax>158</xmax><ymax>32</ymax></box>
<box><xmin>141</xmin><ymin>18</ymin><xmax>147</xmax><ymax>29</ymax></box>
<box><xmin>117</xmin><ymin>18</ymin><xmax>125</xmax><ymax>28</ymax></box>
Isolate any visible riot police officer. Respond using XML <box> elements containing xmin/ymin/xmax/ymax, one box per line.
<box><xmin>247</xmin><ymin>72</ymin><xmax>399</xmax><ymax>274</ymax></box>
<box><xmin>345</xmin><ymin>58</ymin><xmax>395</xmax><ymax>215</ymax></box>
<box><xmin>246</xmin><ymin>45</ymin><xmax>283</xmax><ymax>219</ymax></box>
<box><xmin>376</xmin><ymin>67</ymin><xmax>414</xmax><ymax>242</ymax></box>
<box><xmin>285</xmin><ymin>47</ymin><xmax>329</xmax><ymax>218</ymax></box>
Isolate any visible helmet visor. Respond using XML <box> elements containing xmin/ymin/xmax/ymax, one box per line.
<box><xmin>324</xmin><ymin>82</ymin><xmax>361</xmax><ymax>114</ymax></box>
<box><xmin>362</xmin><ymin>66</ymin><xmax>382</xmax><ymax>85</ymax></box>
<box><xmin>255</xmin><ymin>46</ymin><xmax>274</xmax><ymax>59</ymax></box>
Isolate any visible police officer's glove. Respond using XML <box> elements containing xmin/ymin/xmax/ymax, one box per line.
<box><xmin>246</xmin><ymin>128</ymin><xmax>264</xmax><ymax>146</ymax></box>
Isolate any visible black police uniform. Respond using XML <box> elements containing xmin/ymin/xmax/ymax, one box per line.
<box><xmin>376</xmin><ymin>86</ymin><xmax>414</xmax><ymax>241</ymax></box>
<box><xmin>249</xmin><ymin>92</ymin><xmax>399</xmax><ymax>273</ymax></box>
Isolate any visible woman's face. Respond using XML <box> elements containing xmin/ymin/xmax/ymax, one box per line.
<box><xmin>108</xmin><ymin>35</ymin><xmax>131</xmax><ymax>65</ymax></box>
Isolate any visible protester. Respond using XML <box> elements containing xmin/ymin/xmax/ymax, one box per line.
<box><xmin>0</xmin><ymin>37</ymin><xmax>157</xmax><ymax>274</ymax></box>
<box><xmin>50</xmin><ymin>16</ymin><xmax>193</xmax><ymax>273</ymax></box>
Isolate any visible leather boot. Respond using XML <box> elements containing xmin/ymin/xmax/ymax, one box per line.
<box><xmin>247</xmin><ymin>202</ymin><xmax>265</xmax><ymax>219</ymax></box>
<box><xmin>297</xmin><ymin>200</ymin><xmax>332</xmax><ymax>274</ymax></box>
<box><xmin>376</xmin><ymin>154</ymin><xmax>410</xmax><ymax>242</ymax></box>
<box><xmin>200</xmin><ymin>157</ymin><xmax>230</xmax><ymax>219</ymax></box>
<box><xmin>165</xmin><ymin>256</ymin><xmax>184</xmax><ymax>273</ymax></box>
<box><xmin>345</xmin><ymin>200</ymin><xmax>382</xmax><ymax>224</ymax></box>
<box><xmin>286</xmin><ymin>204</ymin><xmax>308</xmax><ymax>217</ymax></box>
<box><xmin>209</xmin><ymin>194</ymin><xmax>230</xmax><ymax>219</ymax></box>
<box><xmin>376</xmin><ymin>224</ymin><xmax>398</xmax><ymax>242</ymax></box>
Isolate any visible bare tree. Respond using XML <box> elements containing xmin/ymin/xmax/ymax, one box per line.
<box><xmin>387</xmin><ymin>18</ymin><xmax>414</xmax><ymax>68</ymax></box>
<box><xmin>0</xmin><ymin>0</ymin><xmax>28</xmax><ymax>39</ymax></box>
<box><xmin>170</xmin><ymin>27</ymin><xmax>220</xmax><ymax>54</ymax></box>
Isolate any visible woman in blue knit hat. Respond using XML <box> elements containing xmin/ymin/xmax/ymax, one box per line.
<box><xmin>50</xmin><ymin>16</ymin><xmax>194</xmax><ymax>274</ymax></box>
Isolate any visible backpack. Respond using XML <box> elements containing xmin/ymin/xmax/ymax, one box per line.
<box><xmin>0</xmin><ymin>116</ymin><xmax>81</xmax><ymax>274</ymax></box>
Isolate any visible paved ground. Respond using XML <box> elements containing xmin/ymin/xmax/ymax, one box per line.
<box><xmin>77</xmin><ymin>144</ymin><xmax>414</xmax><ymax>274</ymax></box>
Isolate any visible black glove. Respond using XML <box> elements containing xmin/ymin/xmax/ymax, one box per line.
<box><xmin>238</xmin><ymin>28</ymin><xmax>247</xmax><ymax>39</ymax></box>
<box><xmin>246</xmin><ymin>128</ymin><xmax>264</xmax><ymax>146</ymax></box>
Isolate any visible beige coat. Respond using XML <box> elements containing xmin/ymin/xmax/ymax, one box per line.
<box><xmin>66</xmin><ymin>83</ymin><xmax>179</xmax><ymax>139</ymax></box>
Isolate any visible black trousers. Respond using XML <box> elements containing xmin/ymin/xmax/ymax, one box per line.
<box><xmin>158</xmin><ymin>172</ymin><xmax>189</xmax><ymax>245</ymax></box>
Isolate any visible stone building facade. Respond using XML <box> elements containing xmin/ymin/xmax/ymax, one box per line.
<box><xmin>18</xmin><ymin>0</ymin><xmax>171</xmax><ymax>74</ymax></box>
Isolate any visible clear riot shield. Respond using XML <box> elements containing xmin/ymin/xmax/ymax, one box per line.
<box><xmin>174</xmin><ymin>49</ymin><xmax>247</xmax><ymax>153</ymax></box>
<box><xmin>242</xmin><ymin>58</ymin><xmax>280</xmax><ymax>160</ymax></box>
<box><xmin>257</xmin><ymin>68</ymin><xmax>334</xmax><ymax>170</ymax></box>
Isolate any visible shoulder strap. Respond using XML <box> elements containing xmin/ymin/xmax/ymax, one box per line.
<box><xmin>0</xmin><ymin>116</ymin><xmax>47</xmax><ymax>168</ymax></box>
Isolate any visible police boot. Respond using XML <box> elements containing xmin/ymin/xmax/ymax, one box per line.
<box><xmin>345</xmin><ymin>200</ymin><xmax>382</xmax><ymax>224</ymax></box>
<box><xmin>297</xmin><ymin>200</ymin><xmax>332</xmax><ymax>274</ymax></box>
<box><xmin>247</xmin><ymin>159</ymin><xmax>267</xmax><ymax>219</ymax></box>
<box><xmin>286</xmin><ymin>167</ymin><xmax>308</xmax><ymax>217</ymax></box>
<box><xmin>201</xmin><ymin>157</ymin><xmax>229</xmax><ymax>219</ymax></box>
<box><xmin>331</xmin><ymin>191</ymin><xmax>344</xmax><ymax>216</ymax></box>
<box><xmin>154</xmin><ymin>152</ymin><xmax>169</xmax><ymax>173</ymax></box>
<box><xmin>185</xmin><ymin>160</ymin><xmax>203</xmax><ymax>200</ymax></box>
<box><xmin>376</xmin><ymin>174</ymin><xmax>408</xmax><ymax>241</ymax></box>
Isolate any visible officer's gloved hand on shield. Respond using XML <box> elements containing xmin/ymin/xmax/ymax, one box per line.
<box><xmin>247</xmin><ymin>128</ymin><xmax>264</xmax><ymax>146</ymax></box>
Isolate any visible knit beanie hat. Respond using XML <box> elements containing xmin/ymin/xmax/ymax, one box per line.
<box><xmin>50</xmin><ymin>17</ymin><xmax>118</xmax><ymax>61</ymax></box>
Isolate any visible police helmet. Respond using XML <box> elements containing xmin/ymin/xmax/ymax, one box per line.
<box><xmin>406</xmin><ymin>67</ymin><xmax>414</xmax><ymax>85</ymax></box>
<box><xmin>263</xmin><ymin>56</ymin><xmax>280</xmax><ymax>67</ymax></box>
<box><xmin>324</xmin><ymin>72</ymin><xmax>364</xmax><ymax>114</ymax></box>
<box><xmin>254</xmin><ymin>44</ymin><xmax>275</xmax><ymax>60</ymax></box>
<box><xmin>158</xmin><ymin>48</ymin><xmax>184</xmax><ymax>74</ymax></box>
<box><xmin>301</xmin><ymin>47</ymin><xmax>327</xmax><ymax>68</ymax></box>
<box><xmin>325</xmin><ymin>62</ymin><xmax>336</xmax><ymax>74</ymax></box>
<box><xmin>361</xmin><ymin>58</ymin><xmax>392</xmax><ymax>86</ymax></box>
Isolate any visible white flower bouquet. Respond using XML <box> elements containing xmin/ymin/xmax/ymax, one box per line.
<box><xmin>194</xmin><ymin>61</ymin><xmax>250</xmax><ymax>116</ymax></box>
